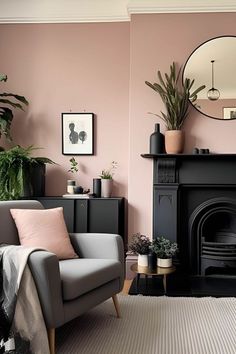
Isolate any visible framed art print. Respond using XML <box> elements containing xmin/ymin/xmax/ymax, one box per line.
<box><xmin>62</xmin><ymin>112</ymin><xmax>94</xmax><ymax>155</ymax></box>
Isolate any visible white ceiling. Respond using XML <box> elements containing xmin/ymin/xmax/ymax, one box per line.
<box><xmin>0</xmin><ymin>0</ymin><xmax>236</xmax><ymax>23</ymax></box>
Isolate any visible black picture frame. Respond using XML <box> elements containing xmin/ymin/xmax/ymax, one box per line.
<box><xmin>62</xmin><ymin>112</ymin><xmax>94</xmax><ymax>155</ymax></box>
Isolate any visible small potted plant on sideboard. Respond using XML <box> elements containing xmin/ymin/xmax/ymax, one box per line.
<box><xmin>152</xmin><ymin>236</ymin><xmax>178</xmax><ymax>268</ymax></box>
<box><xmin>99</xmin><ymin>161</ymin><xmax>117</xmax><ymax>198</ymax></box>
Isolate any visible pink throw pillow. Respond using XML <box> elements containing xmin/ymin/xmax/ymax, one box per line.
<box><xmin>10</xmin><ymin>207</ymin><xmax>78</xmax><ymax>260</ymax></box>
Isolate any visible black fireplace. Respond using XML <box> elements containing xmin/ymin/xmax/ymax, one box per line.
<box><xmin>142</xmin><ymin>153</ymin><xmax>236</xmax><ymax>283</ymax></box>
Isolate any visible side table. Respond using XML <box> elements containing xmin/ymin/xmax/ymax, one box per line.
<box><xmin>131</xmin><ymin>263</ymin><xmax>176</xmax><ymax>294</ymax></box>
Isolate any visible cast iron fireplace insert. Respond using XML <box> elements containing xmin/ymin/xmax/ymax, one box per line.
<box><xmin>189</xmin><ymin>197</ymin><xmax>236</xmax><ymax>276</ymax></box>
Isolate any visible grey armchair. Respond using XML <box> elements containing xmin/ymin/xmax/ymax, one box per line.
<box><xmin>0</xmin><ymin>200</ymin><xmax>124</xmax><ymax>354</ymax></box>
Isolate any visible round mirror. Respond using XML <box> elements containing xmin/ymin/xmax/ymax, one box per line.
<box><xmin>183</xmin><ymin>36</ymin><xmax>236</xmax><ymax>120</ymax></box>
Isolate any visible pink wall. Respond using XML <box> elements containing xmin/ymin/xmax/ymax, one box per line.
<box><xmin>0</xmin><ymin>23</ymin><xmax>130</xmax><ymax>198</ymax></box>
<box><xmin>129</xmin><ymin>13</ymin><xmax>236</xmax><ymax>239</ymax></box>
<box><xmin>2</xmin><ymin>13</ymin><xmax>236</xmax><ymax>243</ymax></box>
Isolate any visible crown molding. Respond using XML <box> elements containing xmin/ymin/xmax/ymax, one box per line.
<box><xmin>0</xmin><ymin>15</ymin><xmax>130</xmax><ymax>24</ymax></box>
<box><xmin>0</xmin><ymin>0</ymin><xmax>130</xmax><ymax>24</ymax></box>
<box><xmin>0</xmin><ymin>0</ymin><xmax>236</xmax><ymax>25</ymax></box>
<box><xmin>128</xmin><ymin>0</ymin><xmax>236</xmax><ymax>15</ymax></box>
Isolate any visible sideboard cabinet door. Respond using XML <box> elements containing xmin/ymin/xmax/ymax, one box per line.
<box><xmin>87</xmin><ymin>199</ymin><xmax>124</xmax><ymax>236</ymax></box>
<box><xmin>35</xmin><ymin>198</ymin><xmax>75</xmax><ymax>233</ymax></box>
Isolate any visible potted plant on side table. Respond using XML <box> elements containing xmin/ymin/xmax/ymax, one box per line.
<box><xmin>129</xmin><ymin>233</ymin><xmax>151</xmax><ymax>267</ymax></box>
<box><xmin>152</xmin><ymin>236</ymin><xmax>178</xmax><ymax>268</ymax></box>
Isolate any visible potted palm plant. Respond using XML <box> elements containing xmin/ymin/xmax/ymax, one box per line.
<box><xmin>151</xmin><ymin>236</ymin><xmax>178</xmax><ymax>268</ymax></box>
<box><xmin>0</xmin><ymin>145</ymin><xmax>55</xmax><ymax>200</ymax></box>
<box><xmin>145</xmin><ymin>62</ymin><xmax>205</xmax><ymax>153</ymax></box>
<box><xmin>129</xmin><ymin>232</ymin><xmax>151</xmax><ymax>267</ymax></box>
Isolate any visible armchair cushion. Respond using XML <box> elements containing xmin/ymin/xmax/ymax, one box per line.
<box><xmin>59</xmin><ymin>258</ymin><xmax>122</xmax><ymax>301</ymax></box>
<box><xmin>10</xmin><ymin>207</ymin><xmax>78</xmax><ymax>260</ymax></box>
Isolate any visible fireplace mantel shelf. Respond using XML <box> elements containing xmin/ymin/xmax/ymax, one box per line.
<box><xmin>141</xmin><ymin>153</ymin><xmax>236</xmax><ymax>159</ymax></box>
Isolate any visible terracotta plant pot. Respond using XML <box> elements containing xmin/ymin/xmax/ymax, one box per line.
<box><xmin>165</xmin><ymin>130</ymin><xmax>184</xmax><ymax>154</ymax></box>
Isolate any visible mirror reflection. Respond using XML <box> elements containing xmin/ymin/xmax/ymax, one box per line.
<box><xmin>183</xmin><ymin>36</ymin><xmax>236</xmax><ymax>120</ymax></box>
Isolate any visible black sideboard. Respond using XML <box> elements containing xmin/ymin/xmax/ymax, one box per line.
<box><xmin>34</xmin><ymin>196</ymin><xmax>127</xmax><ymax>252</ymax></box>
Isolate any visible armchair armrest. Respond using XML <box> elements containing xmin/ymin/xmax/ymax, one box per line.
<box><xmin>69</xmin><ymin>233</ymin><xmax>124</xmax><ymax>262</ymax></box>
<box><xmin>28</xmin><ymin>251</ymin><xmax>64</xmax><ymax>329</ymax></box>
<box><xmin>70</xmin><ymin>233</ymin><xmax>125</xmax><ymax>288</ymax></box>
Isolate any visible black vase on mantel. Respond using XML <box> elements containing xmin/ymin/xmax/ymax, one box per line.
<box><xmin>149</xmin><ymin>123</ymin><xmax>164</xmax><ymax>154</ymax></box>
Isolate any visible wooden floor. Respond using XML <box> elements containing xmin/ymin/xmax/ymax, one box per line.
<box><xmin>121</xmin><ymin>279</ymin><xmax>133</xmax><ymax>295</ymax></box>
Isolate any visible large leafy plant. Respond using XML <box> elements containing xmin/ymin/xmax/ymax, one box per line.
<box><xmin>0</xmin><ymin>73</ymin><xmax>28</xmax><ymax>141</ymax></box>
<box><xmin>145</xmin><ymin>62</ymin><xmax>205</xmax><ymax>130</ymax></box>
<box><xmin>0</xmin><ymin>145</ymin><xmax>54</xmax><ymax>200</ymax></box>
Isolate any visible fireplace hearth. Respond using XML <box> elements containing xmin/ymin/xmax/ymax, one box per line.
<box><xmin>142</xmin><ymin>153</ymin><xmax>236</xmax><ymax>291</ymax></box>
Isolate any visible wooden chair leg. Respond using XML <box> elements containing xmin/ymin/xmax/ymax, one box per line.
<box><xmin>48</xmin><ymin>328</ymin><xmax>55</xmax><ymax>354</ymax></box>
<box><xmin>112</xmin><ymin>294</ymin><xmax>121</xmax><ymax>318</ymax></box>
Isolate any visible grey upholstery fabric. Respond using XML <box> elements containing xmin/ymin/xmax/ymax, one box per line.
<box><xmin>0</xmin><ymin>200</ymin><xmax>124</xmax><ymax>330</ymax></box>
<box><xmin>59</xmin><ymin>259</ymin><xmax>122</xmax><ymax>300</ymax></box>
<box><xmin>70</xmin><ymin>233</ymin><xmax>125</xmax><ymax>291</ymax></box>
<box><xmin>28</xmin><ymin>251</ymin><xmax>65</xmax><ymax>328</ymax></box>
<box><xmin>0</xmin><ymin>200</ymin><xmax>43</xmax><ymax>245</ymax></box>
<box><xmin>64</xmin><ymin>279</ymin><xmax>120</xmax><ymax>323</ymax></box>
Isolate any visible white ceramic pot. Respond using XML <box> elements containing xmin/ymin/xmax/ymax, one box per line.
<box><xmin>138</xmin><ymin>254</ymin><xmax>148</xmax><ymax>267</ymax></box>
<box><xmin>157</xmin><ymin>258</ymin><xmax>172</xmax><ymax>268</ymax></box>
<box><xmin>101</xmin><ymin>179</ymin><xmax>113</xmax><ymax>198</ymax></box>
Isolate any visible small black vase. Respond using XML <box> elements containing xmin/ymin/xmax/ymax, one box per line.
<box><xmin>93</xmin><ymin>178</ymin><xmax>101</xmax><ymax>197</ymax></box>
<box><xmin>150</xmin><ymin>123</ymin><xmax>164</xmax><ymax>154</ymax></box>
<box><xmin>148</xmin><ymin>252</ymin><xmax>157</xmax><ymax>271</ymax></box>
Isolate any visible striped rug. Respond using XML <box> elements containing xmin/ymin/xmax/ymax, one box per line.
<box><xmin>56</xmin><ymin>295</ymin><xmax>236</xmax><ymax>354</ymax></box>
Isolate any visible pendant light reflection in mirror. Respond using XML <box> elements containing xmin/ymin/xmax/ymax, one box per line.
<box><xmin>207</xmin><ymin>60</ymin><xmax>220</xmax><ymax>101</ymax></box>
<box><xmin>183</xmin><ymin>36</ymin><xmax>236</xmax><ymax>120</ymax></box>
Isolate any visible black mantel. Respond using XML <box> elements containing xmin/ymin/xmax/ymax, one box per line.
<box><xmin>142</xmin><ymin>153</ymin><xmax>236</xmax><ymax>275</ymax></box>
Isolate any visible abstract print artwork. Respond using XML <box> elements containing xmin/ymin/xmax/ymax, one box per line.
<box><xmin>62</xmin><ymin>113</ymin><xmax>94</xmax><ymax>155</ymax></box>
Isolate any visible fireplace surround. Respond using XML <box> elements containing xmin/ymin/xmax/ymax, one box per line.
<box><xmin>142</xmin><ymin>153</ymin><xmax>236</xmax><ymax>279</ymax></box>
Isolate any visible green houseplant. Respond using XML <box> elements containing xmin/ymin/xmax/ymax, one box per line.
<box><xmin>145</xmin><ymin>62</ymin><xmax>205</xmax><ymax>153</ymax></box>
<box><xmin>0</xmin><ymin>145</ymin><xmax>54</xmax><ymax>200</ymax></box>
<box><xmin>67</xmin><ymin>157</ymin><xmax>79</xmax><ymax>194</ymax></box>
<box><xmin>151</xmin><ymin>236</ymin><xmax>178</xmax><ymax>268</ymax></box>
<box><xmin>0</xmin><ymin>73</ymin><xmax>28</xmax><ymax>143</ymax></box>
<box><xmin>129</xmin><ymin>233</ymin><xmax>151</xmax><ymax>267</ymax></box>
<box><xmin>99</xmin><ymin>161</ymin><xmax>117</xmax><ymax>179</ymax></box>
<box><xmin>99</xmin><ymin>161</ymin><xmax>117</xmax><ymax>198</ymax></box>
